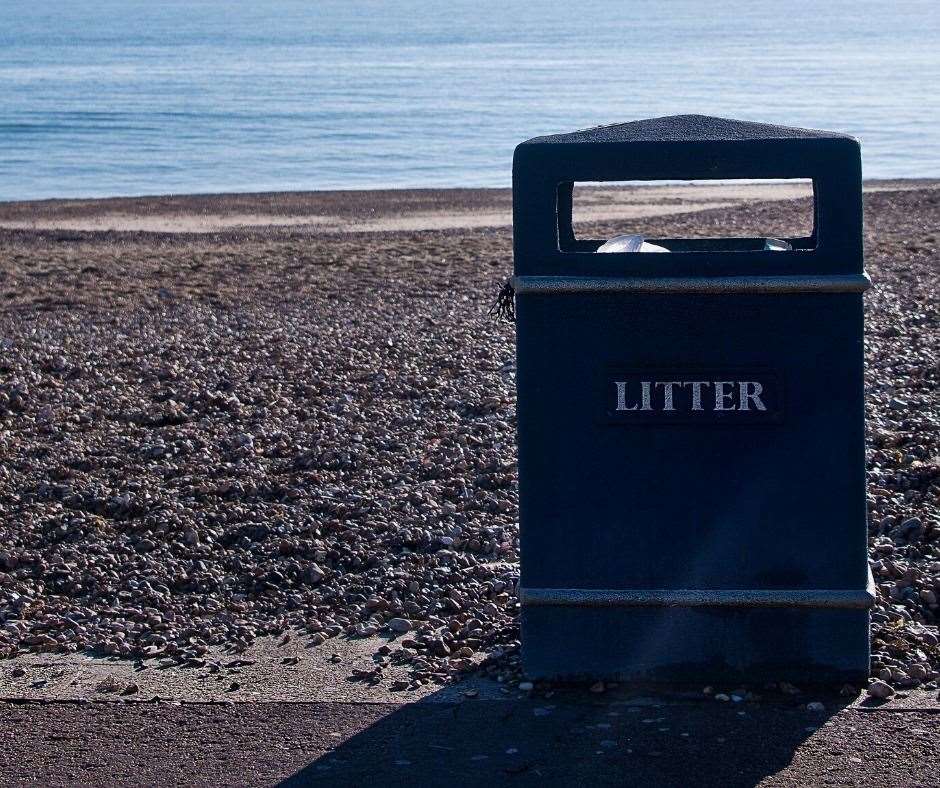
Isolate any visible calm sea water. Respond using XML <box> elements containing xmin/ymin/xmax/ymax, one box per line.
<box><xmin>1</xmin><ymin>0</ymin><xmax>939</xmax><ymax>200</ymax></box>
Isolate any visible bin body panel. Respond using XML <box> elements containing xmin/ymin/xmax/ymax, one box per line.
<box><xmin>517</xmin><ymin>291</ymin><xmax>867</xmax><ymax>593</ymax></box>
<box><xmin>516</xmin><ymin>289</ymin><xmax>869</xmax><ymax>680</ymax></box>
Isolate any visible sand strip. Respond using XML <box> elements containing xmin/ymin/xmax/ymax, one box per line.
<box><xmin>0</xmin><ymin>180</ymin><xmax>935</xmax><ymax>234</ymax></box>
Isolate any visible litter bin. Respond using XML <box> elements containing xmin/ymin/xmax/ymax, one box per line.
<box><xmin>513</xmin><ymin>114</ymin><xmax>874</xmax><ymax>683</ymax></box>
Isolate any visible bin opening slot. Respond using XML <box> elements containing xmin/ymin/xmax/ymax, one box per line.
<box><xmin>558</xmin><ymin>180</ymin><xmax>817</xmax><ymax>253</ymax></box>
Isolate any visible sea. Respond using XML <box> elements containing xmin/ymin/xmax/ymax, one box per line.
<box><xmin>1</xmin><ymin>0</ymin><xmax>939</xmax><ymax>201</ymax></box>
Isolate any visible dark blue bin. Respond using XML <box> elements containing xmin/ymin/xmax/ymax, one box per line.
<box><xmin>513</xmin><ymin>115</ymin><xmax>873</xmax><ymax>683</ymax></box>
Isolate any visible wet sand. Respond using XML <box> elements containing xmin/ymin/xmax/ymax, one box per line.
<box><xmin>0</xmin><ymin>179</ymin><xmax>935</xmax><ymax>235</ymax></box>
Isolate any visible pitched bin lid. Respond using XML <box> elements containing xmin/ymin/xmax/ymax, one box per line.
<box><xmin>519</xmin><ymin>114</ymin><xmax>855</xmax><ymax>147</ymax></box>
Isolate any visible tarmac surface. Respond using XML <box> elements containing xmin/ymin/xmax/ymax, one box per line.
<box><xmin>1</xmin><ymin>691</ymin><xmax>939</xmax><ymax>787</ymax></box>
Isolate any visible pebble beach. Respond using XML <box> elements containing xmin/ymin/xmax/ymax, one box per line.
<box><xmin>0</xmin><ymin>183</ymin><xmax>937</xmax><ymax>700</ymax></box>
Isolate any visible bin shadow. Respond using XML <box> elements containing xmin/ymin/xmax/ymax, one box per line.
<box><xmin>278</xmin><ymin>685</ymin><xmax>852</xmax><ymax>788</ymax></box>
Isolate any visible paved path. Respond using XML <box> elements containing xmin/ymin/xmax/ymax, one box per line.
<box><xmin>2</xmin><ymin>693</ymin><xmax>938</xmax><ymax>787</ymax></box>
<box><xmin>2</xmin><ymin>639</ymin><xmax>938</xmax><ymax>786</ymax></box>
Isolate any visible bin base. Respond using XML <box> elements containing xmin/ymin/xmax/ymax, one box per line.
<box><xmin>521</xmin><ymin>605</ymin><xmax>870</xmax><ymax>684</ymax></box>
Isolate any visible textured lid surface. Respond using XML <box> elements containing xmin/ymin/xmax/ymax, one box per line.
<box><xmin>521</xmin><ymin>114</ymin><xmax>855</xmax><ymax>146</ymax></box>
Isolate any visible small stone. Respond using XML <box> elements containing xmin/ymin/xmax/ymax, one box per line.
<box><xmin>387</xmin><ymin>618</ymin><xmax>412</xmax><ymax>634</ymax></box>
<box><xmin>95</xmin><ymin>675</ymin><xmax>122</xmax><ymax>693</ymax></box>
<box><xmin>589</xmin><ymin>681</ymin><xmax>605</xmax><ymax>693</ymax></box>
<box><xmin>806</xmin><ymin>701</ymin><xmax>825</xmax><ymax>712</ymax></box>
<box><xmin>714</xmin><ymin>693</ymin><xmax>730</xmax><ymax>702</ymax></box>
<box><xmin>867</xmin><ymin>680</ymin><xmax>895</xmax><ymax>700</ymax></box>
<box><xmin>11</xmin><ymin>667</ymin><xmax>26</xmax><ymax>678</ymax></box>
<box><xmin>518</xmin><ymin>681</ymin><xmax>533</xmax><ymax>691</ymax></box>
<box><xmin>908</xmin><ymin>664</ymin><xmax>928</xmax><ymax>682</ymax></box>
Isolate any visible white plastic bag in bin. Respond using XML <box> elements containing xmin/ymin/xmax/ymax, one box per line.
<box><xmin>596</xmin><ymin>234</ymin><xmax>792</xmax><ymax>253</ymax></box>
<box><xmin>596</xmin><ymin>234</ymin><xmax>668</xmax><ymax>253</ymax></box>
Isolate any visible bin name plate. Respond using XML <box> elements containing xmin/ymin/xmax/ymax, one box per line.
<box><xmin>604</xmin><ymin>369</ymin><xmax>782</xmax><ymax>424</ymax></box>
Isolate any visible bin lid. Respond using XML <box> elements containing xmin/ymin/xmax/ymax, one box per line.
<box><xmin>512</xmin><ymin>114</ymin><xmax>863</xmax><ymax>277</ymax></box>
<box><xmin>520</xmin><ymin>114</ymin><xmax>855</xmax><ymax>147</ymax></box>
